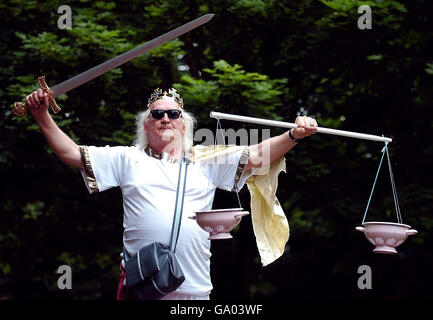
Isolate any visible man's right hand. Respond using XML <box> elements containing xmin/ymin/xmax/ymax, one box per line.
<box><xmin>25</xmin><ymin>89</ymin><xmax>49</xmax><ymax>118</ymax></box>
<box><xmin>23</xmin><ymin>89</ymin><xmax>82</xmax><ymax>168</ymax></box>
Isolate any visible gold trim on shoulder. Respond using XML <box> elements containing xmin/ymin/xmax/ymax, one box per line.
<box><xmin>232</xmin><ymin>146</ymin><xmax>250</xmax><ymax>191</ymax></box>
<box><xmin>79</xmin><ymin>145</ymin><xmax>99</xmax><ymax>194</ymax></box>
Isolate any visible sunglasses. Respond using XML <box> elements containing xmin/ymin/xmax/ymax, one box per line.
<box><xmin>150</xmin><ymin>109</ymin><xmax>182</xmax><ymax>120</ymax></box>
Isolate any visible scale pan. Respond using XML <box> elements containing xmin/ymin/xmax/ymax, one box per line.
<box><xmin>194</xmin><ymin>208</ymin><xmax>244</xmax><ymax>214</ymax></box>
<box><xmin>189</xmin><ymin>208</ymin><xmax>249</xmax><ymax>240</ymax></box>
<box><xmin>356</xmin><ymin>221</ymin><xmax>417</xmax><ymax>254</ymax></box>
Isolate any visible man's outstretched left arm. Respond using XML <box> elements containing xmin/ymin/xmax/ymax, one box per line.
<box><xmin>245</xmin><ymin>116</ymin><xmax>318</xmax><ymax>172</ymax></box>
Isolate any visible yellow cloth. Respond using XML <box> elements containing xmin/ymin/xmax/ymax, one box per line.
<box><xmin>245</xmin><ymin>157</ymin><xmax>288</xmax><ymax>266</ymax></box>
<box><xmin>191</xmin><ymin>145</ymin><xmax>289</xmax><ymax>267</ymax></box>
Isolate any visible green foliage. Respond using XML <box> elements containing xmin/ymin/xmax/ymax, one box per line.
<box><xmin>425</xmin><ymin>62</ymin><xmax>433</xmax><ymax>75</ymax></box>
<box><xmin>174</xmin><ymin>60</ymin><xmax>286</xmax><ymax>123</ymax></box>
<box><xmin>22</xmin><ymin>201</ymin><xmax>45</xmax><ymax>220</ymax></box>
<box><xmin>318</xmin><ymin>0</ymin><xmax>407</xmax><ymax>28</ymax></box>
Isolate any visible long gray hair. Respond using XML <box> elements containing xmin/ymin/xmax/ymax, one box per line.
<box><xmin>133</xmin><ymin>108</ymin><xmax>196</xmax><ymax>152</ymax></box>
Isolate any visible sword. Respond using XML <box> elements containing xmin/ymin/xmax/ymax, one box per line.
<box><xmin>12</xmin><ymin>14</ymin><xmax>214</xmax><ymax>117</ymax></box>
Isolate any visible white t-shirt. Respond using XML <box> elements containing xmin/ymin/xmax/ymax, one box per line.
<box><xmin>79</xmin><ymin>145</ymin><xmax>251</xmax><ymax>298</ymax></box>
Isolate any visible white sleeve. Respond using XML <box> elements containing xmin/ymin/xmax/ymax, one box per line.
<box><xmin>208</xmin><ymin>146</ymin><xmax>251</xmax><ymax>192</ymax></box>
<box><xmin>79</xmin><ymin>145</ymin><xmax>127</xmax><ymax>194</ymax></box>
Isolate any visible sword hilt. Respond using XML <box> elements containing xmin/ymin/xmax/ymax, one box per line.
<box><xmin>12</xmin><ymin>76</ymin><xmax>61</xmax><ymax>117</ymax></box>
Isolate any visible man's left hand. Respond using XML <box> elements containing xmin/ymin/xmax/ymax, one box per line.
<box><xmin>291</xmin><ymin>116</ymin><xmax>318</xmax><ymax>140</ymax></box>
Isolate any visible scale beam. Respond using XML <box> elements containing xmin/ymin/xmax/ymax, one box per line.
<box><xmin>210</xmin><ymin>111</ymin><xmax>392</xmax><ymax>143</ymax></box>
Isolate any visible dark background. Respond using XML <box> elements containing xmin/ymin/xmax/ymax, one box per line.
<box><xmin>0</xmin><ymin>0</ymin><xmax>432</xmax><ymax>301</ymax></box>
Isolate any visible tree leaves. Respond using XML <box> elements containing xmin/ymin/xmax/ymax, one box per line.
<box><xmin>1</xmin><ymin>0</ymin><xmax>432</xmax><ymax>300</ymax></box>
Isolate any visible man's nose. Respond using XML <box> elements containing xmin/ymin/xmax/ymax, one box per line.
<box><xmin>161</xmin><ymin>112</ymin><xmax>170</xmax><ymax>122</ymax></box>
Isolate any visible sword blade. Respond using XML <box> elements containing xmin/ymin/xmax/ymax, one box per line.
<box><xmin>50</xmin><ymin>14</ymin><xmax>214</xmax><ymax>97</ymax></box>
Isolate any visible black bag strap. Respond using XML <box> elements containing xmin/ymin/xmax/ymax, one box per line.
<box><xmin>123</xmin><ymin>155</ymin><xmax>189</xmax><ymax>260</ymax></box>
<box><xmin>169</xmin><ymin>155</ymin><xmax>189</xmax><ymax>252</ymax></box>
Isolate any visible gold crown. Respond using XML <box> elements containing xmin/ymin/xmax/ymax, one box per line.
<box><xmin>147</xmin><ymin>88</ymin><xmax>184</xmax><ymax>109</ymax></box>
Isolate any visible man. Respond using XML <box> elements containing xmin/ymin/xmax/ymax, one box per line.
<box><xmin>24</xmin><ymin>88</ymin><xmax>317</xmax><ymax>299</ymax></box>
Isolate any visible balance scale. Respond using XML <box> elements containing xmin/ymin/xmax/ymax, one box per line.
<box><xmin>190</xmin><ymin>111</ymin><xmax>417</xmax><ymax>254</ymax></box>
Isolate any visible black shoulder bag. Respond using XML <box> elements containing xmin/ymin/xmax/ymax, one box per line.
<box><xmin>123</xmin><ymin>155</ymin><xmax>189</xmax><ymax>300</ymax></box>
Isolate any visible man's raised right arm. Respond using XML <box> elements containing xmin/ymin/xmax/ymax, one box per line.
<box><xmin>25</xmin><ymin>89</ymin><xmax>83</xmax><ymax>169</ymax></box>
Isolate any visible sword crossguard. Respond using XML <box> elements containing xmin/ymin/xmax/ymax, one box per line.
<box><xmin>37</xmin><ymin>76</ymin><xmax>61</xmax><ymax>114</ymax></box>
<box><xmin>12</xmin><ymin>76</ymin><xmax>61</xmax><ymax>117</ymax></box>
